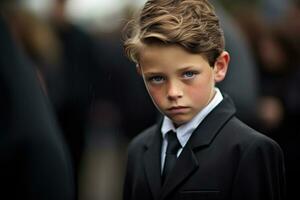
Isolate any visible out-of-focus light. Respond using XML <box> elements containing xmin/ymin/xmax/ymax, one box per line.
<box><xmin>129</xmin><ymin>0</ymin><xmax>147</xmax><ymax>10</ymax></box>
<box><xmin>65</xmin><ymin>0</ymin><xmax>128</xmax><ymax>31</ymax></box>
<box><xmin>21</xmin><ymin>0</ymin><xmax>149</xmax><ymax>32</ymax></box>
<box><xmin>21</xmin><ymin>0</ymin><xmax>53</xmax><ymax>18</ymax></box>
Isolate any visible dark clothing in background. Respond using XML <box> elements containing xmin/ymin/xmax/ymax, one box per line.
<box><xmin>211</xmin><ymin>0</ymin><xmax>259</xmax><ymax>125</ymax></box>
<box><xmin>94</xmin><ymin>38</ymin><xmax>158</xmax><ymax>139</ymax></box>
<box><xmin>49</xmin><ymin>24</ymin><xmax>97</xmax><ymax>171</ymax></box>
<box><xmin>0</xmin><ymin>17</ymin><xmax>74</xmax><ymax>200</ymax></box>
<box><xmin>124</xmin><ymin>95</ymin><xmax>286</xmax><ymax>200</ymax></box>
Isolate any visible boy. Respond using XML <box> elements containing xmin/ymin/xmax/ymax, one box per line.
<box><xmin>122</xmin><ymin>0</ymin><xmax>286</xmax><ymax>200</ymax></box>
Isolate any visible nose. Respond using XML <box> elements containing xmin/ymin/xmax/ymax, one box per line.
<box><xmin>167</xmin><ymin>80</ymin><xmax>183</xmax><ymax>101</ymax></box>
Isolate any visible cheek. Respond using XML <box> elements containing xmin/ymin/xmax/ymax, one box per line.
<box><xmin>186</xmin><ymin>85</ymin><xmax>205</xmax><ymax>102</ymax></box>
<box><xmin>186</xmin><ymin>79</ymin><xmax>214</xmax><ymax>103</ymax></box>
<box><xmin>147</xmin><ymin>86</ymin><xmax>165</xmax><ymax>105</ymax></box>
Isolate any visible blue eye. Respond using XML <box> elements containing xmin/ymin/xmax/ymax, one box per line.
<box><xmin>148</xmin><ymin>76</ymin><xmax>165</xmax><ymax>84</ymax></box>
<box><xmin>183</xmin><ymin>71</ymin><xmax>197</xmax><ymax>79</ymax></box>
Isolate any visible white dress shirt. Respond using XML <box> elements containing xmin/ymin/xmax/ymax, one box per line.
<box><xmin>160</xmin><ymin>88</ymin><xmax>223</xmax><ymax>172</ymax></box>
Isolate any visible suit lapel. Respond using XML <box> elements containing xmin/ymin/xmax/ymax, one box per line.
<box><xmin>143</xmin><ymin>125</ymin><xmax>163</xmax><ymax>200</ymax></box>
<box><xmin>159</xmin><ymin>145</ymin><xmax>198</xmax><ymax>200</ymax></box>
<box><xmin>189</xmin><ymin>94</ymin><xmax>236</xmax><ymax>149</ymax></box>
<box><xmin>159</xmin><ymin>95</ymin><xmax>236</xmax><ymax>199</ymax></box>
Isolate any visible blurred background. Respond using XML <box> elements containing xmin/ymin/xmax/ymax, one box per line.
<box><xmin>1</xmin><ymin>0</ymin><xmax>300</xmax><ymax>199</ymax></box>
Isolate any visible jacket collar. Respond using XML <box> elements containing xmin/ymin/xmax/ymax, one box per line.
<box><xmin>189</xmin><ymin>94</ymin><xmax>236</xmax><ymax>149</ymax></box>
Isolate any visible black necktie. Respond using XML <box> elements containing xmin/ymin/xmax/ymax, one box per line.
<box><xmin>162</xmin><ymin>130</ymin><xmax>181</xmax><ymax>184</ymax></box>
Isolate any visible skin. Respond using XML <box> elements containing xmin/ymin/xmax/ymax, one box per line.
<box><xmin>137</xmin><ymin>44</ymin><xmax>230</xmax><ymax>127</ymax></box>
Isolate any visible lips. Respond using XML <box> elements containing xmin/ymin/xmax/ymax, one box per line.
<box><xmin>167</xmin><ymin>106</ymin><xmax>190</xmax><ymax>114</ymax></box>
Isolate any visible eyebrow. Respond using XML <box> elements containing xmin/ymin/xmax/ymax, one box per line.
<box><xmin>143</xmin><ymin>72</ymin><xmax>164</xmax><ymax>76</ymax></box>
<box><xmin>176</xmin><ymin>66</ymin><xmax>198</xmax><ymax>73</ymax></box>
<box><xmin>142</xmin><ymin>65</ymin><xmax>199</xmax><ymax>76</ymax></box>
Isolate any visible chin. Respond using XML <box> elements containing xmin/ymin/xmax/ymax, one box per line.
<box><xmin>171</xmin><ymin>117</ymin><xmax>190</xmax><ymax>126</ymax></box>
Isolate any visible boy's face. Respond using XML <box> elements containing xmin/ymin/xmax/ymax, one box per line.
<box><xmin>138</xmin><ymin>44</ymin><xmax>229</xmax><ymax>126</ymax></box>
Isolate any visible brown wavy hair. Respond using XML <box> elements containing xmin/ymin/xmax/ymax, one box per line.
<box><xmin>123</xmin><ymin>0</ymin><xmax>225</xmax><ymax>66</ymax></box>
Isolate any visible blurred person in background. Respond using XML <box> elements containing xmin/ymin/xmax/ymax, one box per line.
<box><xmin>2</xmin><ymin>0</ymin><xmax>158</xmax><ymax>199</ymax></box>
<box><xmin>48</xmin><ymin>0</ymin><xmax>99</xmax><ymax>193</ymax></box>
<box><xmin>231</xmin><ymin>3</ymin><xmax>300</xmax><ymax>199</ymax></box>
<box><xmin>49</xmin><ymin>2</ymin><xmax>156</xmax><ymax>199</ymax></box>
<box><xmin>2</xmin><ymin>1</ymin><xmax>100</xmax><ymax>198</ymax></box>
<box><xmin>211</xmin><ymin>0</ymin><xmax>259</xmax><ymax>125</ymax></box>
<box><xmin>0</xmin><ymin>2</ymin><xmax>74</xmax><ymax>199</ymax></box>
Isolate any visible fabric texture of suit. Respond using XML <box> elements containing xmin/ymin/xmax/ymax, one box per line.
<box><xmin>123</xmin><ymin>95</ymin><xmax>286</xmax><ymax>200</ymax></box>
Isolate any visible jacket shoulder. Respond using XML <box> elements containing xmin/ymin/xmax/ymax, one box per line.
<box><xmin>128</xmin><ymin>124</ymin><xmax>158</xmax><ymax>151</ymax></box>
<box><xmin>226</xmin><ymin>117</ymin><xmax>282</xmax><ymax>153</ymax></box>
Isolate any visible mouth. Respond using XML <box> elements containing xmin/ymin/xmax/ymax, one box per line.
<box><xmin>167</xmin><ymin>106</ymin><xmax>190</xmax><ymax>114</ymax></box>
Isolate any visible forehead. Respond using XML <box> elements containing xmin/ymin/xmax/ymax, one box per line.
<box><xmin>139</xmin><ymin>43</ymin><xmax>209</xmax><ymax>69</ymax></box>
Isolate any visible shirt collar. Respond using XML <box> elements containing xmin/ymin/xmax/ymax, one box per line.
<box><xmin>161</xmin><ymin>88</ymin><xmax>223</xmax><ymax>147</ymax></box>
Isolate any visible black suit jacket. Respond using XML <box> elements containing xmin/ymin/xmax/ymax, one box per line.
<box><xmin>123</xmin><ymin>95</ymin><xmax>285</xmax><ymax>200</ymax></box>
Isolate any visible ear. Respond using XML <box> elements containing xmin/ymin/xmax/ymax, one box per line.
<box><xmin>213</xmin><ymin>51</ymin><xmax>230</xmax><ymax>83</ymax></box>
<box><xmin>136</xmin><ymin>64</ymin><xmax>142</xmax><ymax>75</ymax></box>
